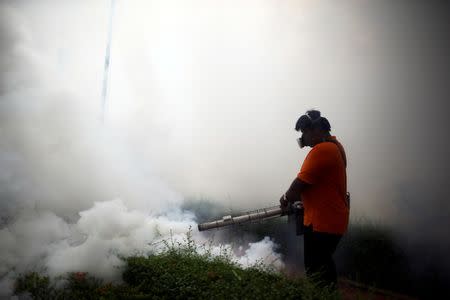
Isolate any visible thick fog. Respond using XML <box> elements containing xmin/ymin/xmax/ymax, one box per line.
<box><xmin>1</xmin><ymin>0</ymin><xmax>449</xmax><ymax>297</ymax></box>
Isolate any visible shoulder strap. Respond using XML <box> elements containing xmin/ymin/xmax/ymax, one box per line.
<box><xmin>326</xmin><ymin>138</ymin><xmax>350</xmax><ymax>208</ymax></box>
<box><xmin>326</xmin><ymin>138</ymin><xmax>347</xmax><ymax>168</ymax></box>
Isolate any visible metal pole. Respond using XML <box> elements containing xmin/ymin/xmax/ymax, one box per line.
<box><xmin>101</xmin><ymin>0</ymin><xmax>116</xmax><ymax>123</ymax></box>
<box><xmin>197</xmin><ymin>206</ymin><xmax>284</xmax><ymax>231</ymax></box>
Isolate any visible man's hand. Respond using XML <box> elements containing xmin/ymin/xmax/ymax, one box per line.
<box><xmin>279</xmin><ymin>194</ymin><xmax>289</xmax><ymax>212</ymax></box>
<box><xmin>280</xmin><ymin>177</ymin><xmax>310</xmax><ymax>213</ymax></box>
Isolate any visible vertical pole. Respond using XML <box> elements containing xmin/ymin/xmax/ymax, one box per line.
<box><xmin>101</xmin><ymin>0</ymin><xmax>116</xmax><ymax>123</ymax></box>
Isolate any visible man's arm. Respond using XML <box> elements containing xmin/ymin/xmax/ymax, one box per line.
<box><xmin>279</xmin><ymin>177</ymin><xmax>310</xmax><ymax>208</ymax></box>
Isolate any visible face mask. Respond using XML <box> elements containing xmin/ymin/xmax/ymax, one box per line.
<box><xmin>297</xmin><ymin>135</ymin><xmax>306</xmax><ymax>148</ymax></box>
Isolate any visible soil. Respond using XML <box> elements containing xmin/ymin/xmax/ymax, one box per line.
<box><xmin>337</xmin><ymin>278</ymin><xmax>418</xmax><ymax>300</ymax></box>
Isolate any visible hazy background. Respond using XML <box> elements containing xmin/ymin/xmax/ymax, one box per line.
<box><xmin>1</xmin><ymin>0</ymin><xmax>449</xmax><ymax>296</ymax></box>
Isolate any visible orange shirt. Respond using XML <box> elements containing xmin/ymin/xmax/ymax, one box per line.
<box><xmin>297</xmin><ymin>136</ymin><xmax>349</xmax><ymax>234</ymax></box>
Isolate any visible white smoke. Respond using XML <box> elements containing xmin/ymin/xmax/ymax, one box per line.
<box><xmin>0</xmin><ymin>3</ymin><xmax>284</xmax><ymax>298</ymax></box>
<box><xmin>237</xmin><ymin>237</ymin><xmax>284</xmax><ymax>270</ymax></box>
<box><xmin>45</xmin><ymin>199</ymin><xmax>197</xmax><ymax>280</ymax></box>
<box><xmin>0</xmin><ymin>198</ymin><xmax>282</xmax><ymax>297</ymax></box>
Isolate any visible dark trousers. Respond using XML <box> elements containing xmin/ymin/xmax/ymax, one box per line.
<box><xmin>304</xmin><ymin>225</ymin><xmax>342</xmax><ymax>288</ymax></box>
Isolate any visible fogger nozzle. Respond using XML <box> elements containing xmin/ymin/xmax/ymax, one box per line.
<box><xmin>197</xmin><ymin>206</ymin><xmax>284</xmax><ymax>231</ymax></box>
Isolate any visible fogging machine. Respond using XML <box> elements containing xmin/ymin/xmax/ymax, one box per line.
<box><xmin>197</xmin><ymin>201</ymin><xmax>305</xmax><ymax>235</ymax></box>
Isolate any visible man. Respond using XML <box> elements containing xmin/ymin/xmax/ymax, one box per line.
<box><xmin>280</xmin><ymin>109</ymin><xmax>349</xmax><ymax>288</ymax></box>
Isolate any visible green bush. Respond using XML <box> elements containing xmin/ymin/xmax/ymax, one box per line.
<box><xmin>122</xmin><ymin>229</ymin><xmax>339</xmax><ymax>300</ymax></box>
<box><xmin>14</xmin><ymin>271</ymin><xmax>139</xmax><ymax>300</ymax></box>
<box><xmin>15</xmin><ymin>272</ymin><xmax>54</xmax><ymax>299</ymax></box>
<box><xmin>336</xmin><ymin>219</ymin><xmax>411</xmax><ymax>293</ymax></box>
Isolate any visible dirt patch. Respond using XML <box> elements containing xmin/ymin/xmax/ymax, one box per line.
<box><xmin>338</xmin><ymin>278</ymin><xmax>417</xmax><ymax>300</ymax></box>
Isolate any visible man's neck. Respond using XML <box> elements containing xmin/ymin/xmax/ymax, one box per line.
<box><xmin>313</xmin><ymin>133</ymin><xmax>332</xmax><ymax>146</ymax></box>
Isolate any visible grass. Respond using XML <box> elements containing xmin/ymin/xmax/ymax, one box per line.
<box><xmin>14</xmin><ymin>229</ymin><xmax>341</xmax><ymax>300</ymax></box>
